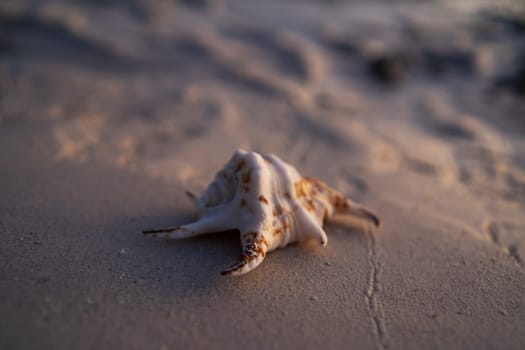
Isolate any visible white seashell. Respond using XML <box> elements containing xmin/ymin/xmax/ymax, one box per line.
<box><xmin>143</xmin><ymin>149</ymin><xmax>380</xmax><ymax>276</ymax></box>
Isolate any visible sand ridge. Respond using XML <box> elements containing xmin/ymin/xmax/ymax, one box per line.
<box><xmin>1</xmin><ymin>0</ymin><xmax>525</xmax><ymax>349</ymax></box>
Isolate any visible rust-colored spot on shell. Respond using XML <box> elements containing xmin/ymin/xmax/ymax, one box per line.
<box><xmin>272</xmin><ymin>209</ymin><xmax>277</xmax><ymax>217</ymax></box>
<box><xmin>273</xmin><ymin>228</ymin><xmax>282</xmax><ymax>236</ymax></box>
<box><xmin>304</xmin><ymin>176</ymin><xmax>325</xmax><ymax>193</ymax></box>
<box><xmin>294</xmin><ymin>182</ymin><xmax>305</xmax><ymax>198</ymax></box>
<box><xmin>332</xmin><ymin>195</ymin><xmax>349</xmax><ymax>210</ymax></box>
<box><xmin>258</xmin><ymin>195</ymin><xmax>269</xmax><ymax>205</ymax></box>
<box><xmin>235</xmin><ymin>160</ymin><xmax>246</xmax><ymax>172</ymax></box>
<box><xmin>242</xmin><ymin>233</ymin><xmax>268</xmax><ymax>258</ymax></box>
<box><xmin>285</xmin><ymin>192</ymin><xmax>291</xmax><ymax>199</ymax></box>
<box><xmin>240</xmin><ymin>198</ymin><xmax>246</xmax><ymax>207</ymax></box>
<box><xmin>294</xmin><ymin>178</ymin><xmax>313</xmax><ymax>198</ymax></box>
<box><xmin>241</xmin><ymin>169</ymin><xmax>251</xmax><ymax>184</ymax></box>
<box><xmin>304</xmin><ymin>199</ymin><xmax>315</xmax><ymax>212</ymax></box>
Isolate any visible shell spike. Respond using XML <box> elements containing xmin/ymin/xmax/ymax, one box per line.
<box><xmin>184</xmin><ymin>190</ymin><xmax>200</xmax><ymax>208</ymax></box>
<box><xmin>220</xmin><ymin>253</ymin><xmax>266</xmax><ymax>276</ymax></box>
<box><xmin>143</xmin><ymin>215</ymin><xmax>233</xmax><ymax>240</ymax></box>
<box><xmin>339</xmin><ymin>199</ymin><xmax>380</xmax><ymax>227</ymax></box>
<box><xmin>221</xmin><ymin>231</ymin><xmax>268</xmax><ymax>276</ymax></box>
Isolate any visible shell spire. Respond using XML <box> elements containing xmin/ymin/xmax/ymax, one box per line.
<box><xmin>143</xmin><ymin>149</ymin><xmax>380</xmax><ymax>275</ymax></box>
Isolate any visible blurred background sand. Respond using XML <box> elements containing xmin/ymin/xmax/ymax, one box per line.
<box><xmin>1</xmin><ymin>1</ymin><xmax>525</xmax><ymax>349</ymax></box>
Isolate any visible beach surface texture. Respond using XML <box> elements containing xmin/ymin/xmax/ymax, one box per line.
<box><xmin>1</xmin><ymin>1</ymin><xmax>525</xmax><ymax>349</ymax></box>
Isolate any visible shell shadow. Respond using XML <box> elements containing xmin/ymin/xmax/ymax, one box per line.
<box><xmin>124</xmin><ymin>210</ymin><xmax>242</xmax><ymax>293</ymax></box>
<box><xmin>118</xmin><ymin>208</ymin><xmax>373</xmax><ymax>296</ymax></box>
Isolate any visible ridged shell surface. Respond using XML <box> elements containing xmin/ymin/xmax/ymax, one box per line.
<box><xmin>143</xmin><ymin>149</ymin><xmax>380</xmax><ymax>275</ymax></box>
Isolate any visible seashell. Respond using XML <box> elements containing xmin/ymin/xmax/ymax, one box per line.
<box><xmin>143</xmin><ymin>149</ymin><xmax>380</xmax><ymax>276</ymax></box>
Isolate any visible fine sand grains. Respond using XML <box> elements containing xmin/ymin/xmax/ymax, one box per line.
<box><xmin>1</xmin><ymin>1</ymin><xmax>525</xmax><ymax>349</ymax></box>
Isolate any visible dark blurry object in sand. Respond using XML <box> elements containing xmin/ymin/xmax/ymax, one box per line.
<box><xmin>0</xmin><ymin>10</ymin><xmax>123</xmax><ymax>65</ymax></box>
<box><xmin>0</xmin><ymin>33</ymin><xmax>11</xmax><ymax>54</ymax></box>
<box><xmin>329</xmin><ymin>38</ymin><xmax>359</xmax><ymax>57</ymax></box>
<box><xmin>179</xmin><ymin>0</ymin><xmax>219</xmax><ymax>10</ymax></box>
<box><xmin>423</xmin><ymin>48</ymin><xmax>474</xmax><ymax>76</ymax></box>
<box><xmin>496</xmin><ymin>66</ymin><xmax>525</xmax><ymax>96</ymax></box>
<box><xmin>368</xmin><ymin>53</ymin><xmax>407</xmax><ymax>84</ymax></box>
<box><xmin>482</xmin><ymin>11</ymin><xmax>525</xmax><ymax>34</ymax></box>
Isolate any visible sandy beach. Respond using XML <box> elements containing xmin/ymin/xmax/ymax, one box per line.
<box><xmin>1</xmin><ymin>1</ymin><xmax>525</xmax><ymax>349</ymax></box>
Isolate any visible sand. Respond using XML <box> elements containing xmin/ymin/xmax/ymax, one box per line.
<box><xmin>1</xmin><ymin>0</ymin><xmax>525</xmax><ymax>349</ymax></box>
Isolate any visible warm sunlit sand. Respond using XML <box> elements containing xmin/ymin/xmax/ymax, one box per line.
<box><xmin>1</xmin><ymin>1</ymin><xmax>525</xmax><ymax>349</ymax></box>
